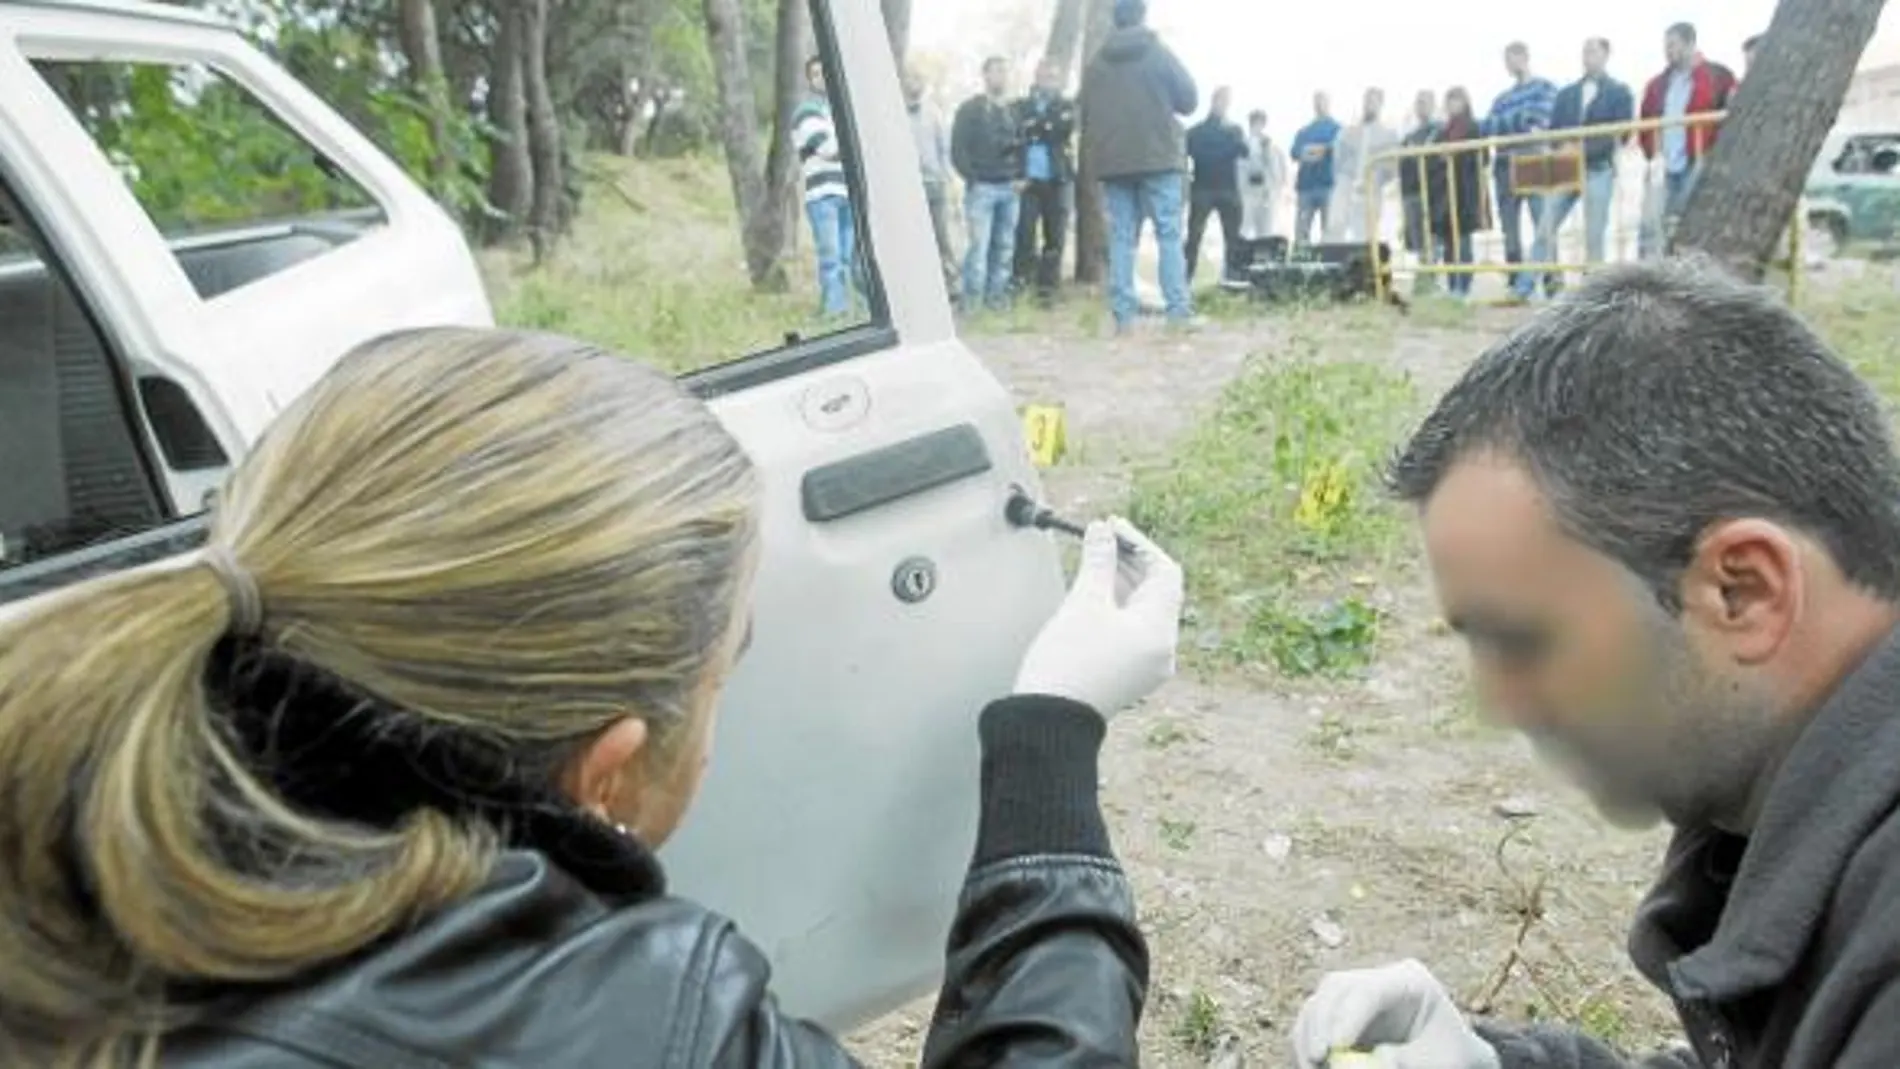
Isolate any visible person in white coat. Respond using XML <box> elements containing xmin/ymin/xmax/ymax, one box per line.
<box><xmin>1239</xmin><ymin>109</ymin><xmax>1288</xmax><ymax>241</ymax></box>
<box><xmin>1326</xmin><ymin>88</ymin><xmax>1400</xmax><ymax>243</ymax></box>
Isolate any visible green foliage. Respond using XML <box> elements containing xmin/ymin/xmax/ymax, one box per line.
<box><xmin>37</xmin><ymin>59</ymin><xmax>375</xmax><ymax>231</ymax></box>
<box><xmin>486</xmin><ymin>155</ymin><xmax>821</xmax><ymax>373</ymax></box>
<box><xmin>1814</xmin><ymin>276</ymin><xmax>1900</xmax><ymax>411</ymax></box>
<box><xmin>272</xmin><ymin>20</ymin><xmax>493</xmax><ymax>219</ymax></box>
<box><xmin>1254</xmin><ymin>596</ymin><xmax>1383</xmax><ymax>679</ymax></box>
<box><xmin>1172</xmin><ymin>989</ymin><xmax>1223</xmax><ymax>1058</ymax></box>
<box><xmin>48</xmin><ymin>1</ymin><xmax>494</xmax><ymax>229</ymax></box>
<box><xmin>1127</xmin><ymin>326</ymin><xmax>1418</xmax><ymax>678</ymax></box>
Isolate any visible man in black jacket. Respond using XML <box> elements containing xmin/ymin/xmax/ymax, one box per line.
<box><xmin>1012</xmin><ymin>59</ymin><xmax>1077</xmax><ymax>306</ymax></box>
<box><xmin>952</xmin><ymin>56</ymin><xmax>1024</xmax><ymax>312</ymax></box>
<box><xmin>1295</xmin><ymin>259</ymin><xmax>1900</xmax><ymax>1068</ymax></box>
<box><xmin>1184</xmin><ymin>86</ymin><xmax>1248</xmax><ymax>285</ymax></box>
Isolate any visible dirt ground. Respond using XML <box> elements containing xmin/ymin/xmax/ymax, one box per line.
<box><xmin>845</xmin><ymin>305</ymin><xmax>1681</xmax><ymax>1066</ymax></box>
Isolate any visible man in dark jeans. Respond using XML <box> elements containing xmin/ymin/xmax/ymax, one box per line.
<box><xmin>1012</xmin><ymin>58</ymin><xmax>1077</xmax><ymax>306</ymax></box>
<box><xmin>1185</xmin><ymin>86</ymin><xmax>1249</xmax><ymax>285</ymax></box>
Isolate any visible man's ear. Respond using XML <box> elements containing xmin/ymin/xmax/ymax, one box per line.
<box><xmin>564</xmin><ymin>718</ymin><xmax>650</xmax><ymax>821</ymax></box>
<box><xmin>1680</xmin><ymin>518</ymin><xmax>1802</xmax><ymax>665</ymax></box>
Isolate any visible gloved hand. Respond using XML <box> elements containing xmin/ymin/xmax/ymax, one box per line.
<box><xmin>1292</xmin><ymin>960</ymin><xmax>1501</xmax><ymax>1069</ymax></box>
<box><xmin>1014</xmin><ymin>517</ymin><xmax>1182</xmax><ymax>715</ymax></box>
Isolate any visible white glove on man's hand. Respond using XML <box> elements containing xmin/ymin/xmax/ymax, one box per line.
<box><xmin>1014</xmin><ymin>518</ymin><xmax>1183</xmax><ymax>715</ymax></box>
<box><xmin>1292</xmin><ymin>960</ymin><xmax>1501</xmax><ymax>1069</ymax></box>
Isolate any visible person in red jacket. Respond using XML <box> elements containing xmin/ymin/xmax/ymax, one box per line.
<box><xmin>1637</xmin><ymin>22</ymin><xmax>1735</xmax><ymax>256</ymax></box>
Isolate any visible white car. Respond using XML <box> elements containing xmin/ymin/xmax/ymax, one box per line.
<box><xmin>0</xmin><ymin>0</ymin><xmax>1062</xmax><ymax>1030</ymax></box>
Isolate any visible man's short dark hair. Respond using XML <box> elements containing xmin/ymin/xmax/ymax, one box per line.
<box><xmin>1387</xmin><ymin>259</ymin><xmax>1900</xmax><ymax>610</ymax></box>
<box><xmin>1587</xmin><ymin>36</ymin><xmax>1612</xmax><ymax>54</ymax></box>
<box><xmin>1505</xmin><ymin>41</ymin><xmax>1530</xmax><ymax>58</ymax></box>
<box><xmin>1249</xmin><ymin>109</ymin><xmax>1267</xmax><ymax>124</ymax></box>
<box><xmin>1113</xmin><ymin>0</ymin><xmax>1146</xmax><ymax>29</ymax></box>
<box><xmin>1668</xmin><ymin>22</ymin><xmax>1697</xmax><ymax>45</ymax></box>
<box><xmin>983</xmin><ymin>55</ymin><xmax>1007</xmax><ymax>74</ymax></box>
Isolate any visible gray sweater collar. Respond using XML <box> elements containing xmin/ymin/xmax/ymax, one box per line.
<box><xmin>1633</xmin><ymin>625</ymin><xmax>1900</xmax><ymax>1001</ymax></box>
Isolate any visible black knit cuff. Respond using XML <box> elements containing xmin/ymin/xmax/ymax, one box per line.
<box><xmin>972</xmin><ymin>695</ymin><xmax>1111</xmax><ymax>867</ymax></box>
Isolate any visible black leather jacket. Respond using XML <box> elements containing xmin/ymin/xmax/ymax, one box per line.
<box><xmin>161</xmin><ymin>688</ymin><xmax>1147</xmax><ymax>1067</ymax></box>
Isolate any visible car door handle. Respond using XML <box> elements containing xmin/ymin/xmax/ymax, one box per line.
<box><xmin>800</xmin><ymin>423</ymin><xmax>993</xmax><ymax>523</ymax></box>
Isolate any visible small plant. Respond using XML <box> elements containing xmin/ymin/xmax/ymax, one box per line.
<box><xmin>1145</xmin><ymin>720</ymin><xmax>1193</xmax><ymax>749</ymax></box>
<box><xmin>1173</xmin><ymin>988</ymin><xmax>1223</xmax><ymax>1057</ymax></box>
<box><xmin>1307</xmin><ymin>710</ymin><xmax>1360</xmax><ymax>760</ymax></box>
<box><xmin>1577</xmin><ymin>999</ymin><xmax>1633</xmax><ymax>1047</ymax></box>
<box><xmin>1255</xmin><ymin>596</ymin><xmax>1383</xmax><ymax>678</ymax></box>
<box><xmin>1158</xmin><ymin>817</ymin><xmax>1198</xmax><ymax>851</ymax></box>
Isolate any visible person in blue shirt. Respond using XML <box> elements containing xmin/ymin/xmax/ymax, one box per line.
<box><xmin>1290</xmin><ymin>93</ymin><xmax>1341</xmax><ymax>251</ymax></box>
<box><xmin>1532</xmin><ymin>37</ymin><xmax>1634</xmax><ymax>291</ymax></box>
<box><xmin>1482</xmin><ymin>41</ymin><xmax>1558</xmax><ymax>300</ymax></box>
<box><xmin>1011</xmin><ymin>59</ymin><xmax>1077</xmax><ymax>306</ymax></box>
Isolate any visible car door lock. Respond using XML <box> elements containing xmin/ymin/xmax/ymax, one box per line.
<box><xmin>891</xmin><ymin>556</ymin><xmax>937</xmax><ymax>603</ymax></box>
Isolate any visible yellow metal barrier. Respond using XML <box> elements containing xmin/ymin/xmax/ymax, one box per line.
<box><xmin>1362</xmin><ymin>111</ymin><xmax>1804</xmax><ymax>306</ymax></box>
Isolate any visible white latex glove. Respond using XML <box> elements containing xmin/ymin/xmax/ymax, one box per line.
<box><xmin>1014</xmin><ymin>517</ymin><xmax>1183</xmax><ymax>715</ymax></box>
<box><xmin>1292</xmin><ymin>960</ymin><xmax>1501</xmax><ymax>1069</ymax></box>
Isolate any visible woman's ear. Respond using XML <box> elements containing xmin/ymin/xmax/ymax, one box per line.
<box><xmin>564</xmin><ymin>718</ymin><xmax>650</xmax><ymax>821</ymax></box>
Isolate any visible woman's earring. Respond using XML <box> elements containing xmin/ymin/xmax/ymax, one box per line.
<box><xmin>614</xmin><ymin>822</ymin><xmax>632</xmax><ymax>837</ymax></box>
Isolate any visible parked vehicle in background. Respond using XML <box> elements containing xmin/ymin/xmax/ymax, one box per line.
<box><xmin>0</xmin><ymin>0</ymin><xmax>1058</xmax><ymax>1032</ymax></box>
<box><xmin>1805</xmin><ymin>129</ymin><xmax>1900</xmax><ymax>256</ymax></box>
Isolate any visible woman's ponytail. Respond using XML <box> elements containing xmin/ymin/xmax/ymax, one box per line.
<box><xmin>0</xmin><ymin>556</ymin><xmax>490</xmax><ymax>1066</ymax></box>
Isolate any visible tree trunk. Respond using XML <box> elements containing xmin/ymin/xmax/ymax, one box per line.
<box><xmin>1670</xmin><ymin>0</ymin><xmax>1889</xmax><ymax>280</ymax></box>
<box><xmin>880</xmin><ymin>0</ymin><xmax>910</xmax><ymax>65</ymax></box>
<box><xmin>485</xmin><ymin>1</ymin><xmax>533</xmax><ymax>244</ymax></box>
<box><xmin>521</xmin><ymin>0</ymin><xmax>565</xmax><ymax>262</ymax></box>
<box><xmin>397</xmin><ymin>0</ymin><xmax>457</xmax><ymax>206</ymax></box>
<box><xmin>1043</xmin><ymin>0</ymin><xmax>1087</xmax><ymax>84</ymax></box>
<box><xmin>703</xmin><ymin>0</ymin><xmax>788</xmax><ymax>290</ymax></box>
<box><xmin>1071</xmin><ymin>0</ymin><xmax>1115</xmax><ymax>284</ymax></box>
<box><xmin>752</xmin><ymin>0</ymin><xmax>805</xmax><ymax>290</ymax></box>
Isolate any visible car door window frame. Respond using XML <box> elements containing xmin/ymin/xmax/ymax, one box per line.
<box><xmin>683</xmin><ymin>0</ymin><xmax>896</xmax><ymax>400</ymax></box>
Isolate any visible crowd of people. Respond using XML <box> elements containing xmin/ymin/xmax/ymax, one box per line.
<box><xmin>888</xmin><ymin>1</ymin><xmax>1761</xmax><ymax>325</ymax></box>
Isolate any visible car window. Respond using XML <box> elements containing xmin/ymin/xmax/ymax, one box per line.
<box><xmin>494</xmin><ymin>0</ymin><xmax>889</xmax><ymax>382</ymax></box>
<box><xmin>29</xmin><ymin>58</ymin><xmax>388</xmax><ymax>300</ymax></box>
<box><xmin>0</xmin><ymin>182</ymin><xmax>166</xmax><ymax>573</ymax></box>
<box><xmin>1831</xmin><ymin>135</ymin><xmax>1900</xmax><ymax>176</ymax></box>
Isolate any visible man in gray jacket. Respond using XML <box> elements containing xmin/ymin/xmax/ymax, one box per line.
<box><xmin>1294</xmin><ymin>259</ymin><xmax>1900</xmax><ymax>1068</ymax></box>
<box><xmin>1078</xmin><ymin>0</ymin><xmax>1198</xmax><ymax>332</ymax></box>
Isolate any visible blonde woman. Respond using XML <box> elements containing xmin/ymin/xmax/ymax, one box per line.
<box><xmin>0</xmin><ymin>328</ymin><xmax>1183</xmax><ymax>1067</ymax></box>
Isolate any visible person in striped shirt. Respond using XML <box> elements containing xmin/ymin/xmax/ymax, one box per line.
<box><xmin>792</xmin><ymin>56</ymin><xmax>858</xmax><ymax>319</ymax></box>
<box><xmin>1483</xmin><ymin>42</ymin><xmax>1558</xmax><ymax>301</ymax></box>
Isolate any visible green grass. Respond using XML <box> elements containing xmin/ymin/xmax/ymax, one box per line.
<box><xmin>1811</xmin><ymin>275</ymin><xmax>1900</xmax><ymax>408</ymax></box>
<box><xmin>1126</xmin><ymin>322</ymin><xmax>1420</xmax><ymax>679</ymax></box>
<box><xmin>1172</xmin><ymin>988</ymin><xmax>1224</xmax><ymax>1058</ymax></box>
<box><xmin>483</xmin><ymin>154</ymin><xmax>837</xmax><ymax>374</ymax></box>
<box><xmin>1158</xmin><ymin>817</ymin><xmax>1198</xmax><ymax>851</ymax></box>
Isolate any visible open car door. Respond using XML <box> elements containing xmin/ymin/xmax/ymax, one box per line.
<box><xmin>662</xmin><ymin>0</ymin><xmax>1067</xmax><ymax>1027</ymax></box>
<box><xmin>0</xmin><ymin>0</ymin><xmax>1065</xmax><ymax>1031</ymax></box>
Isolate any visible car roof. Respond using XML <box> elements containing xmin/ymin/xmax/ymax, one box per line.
<box><xmin>4</xmin><ymin>0</ymin><xmax>231</xmax><ymax>30</ymax></box>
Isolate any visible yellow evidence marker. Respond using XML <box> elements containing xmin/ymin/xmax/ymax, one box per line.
<box><xmin>1294</xmin><ymin>458</ymin><xmax>1353</xmax><ymax>530</ymax></box>
<box><xmin>1328</xmin><ymin>1050</ymin><xmax>1381</xmax><ymax>1068</ymax></box>
<box><xmin>1021</xmin><ymin>404</ymin><xmax>1067</xmax><ymax>468</ymax></box>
